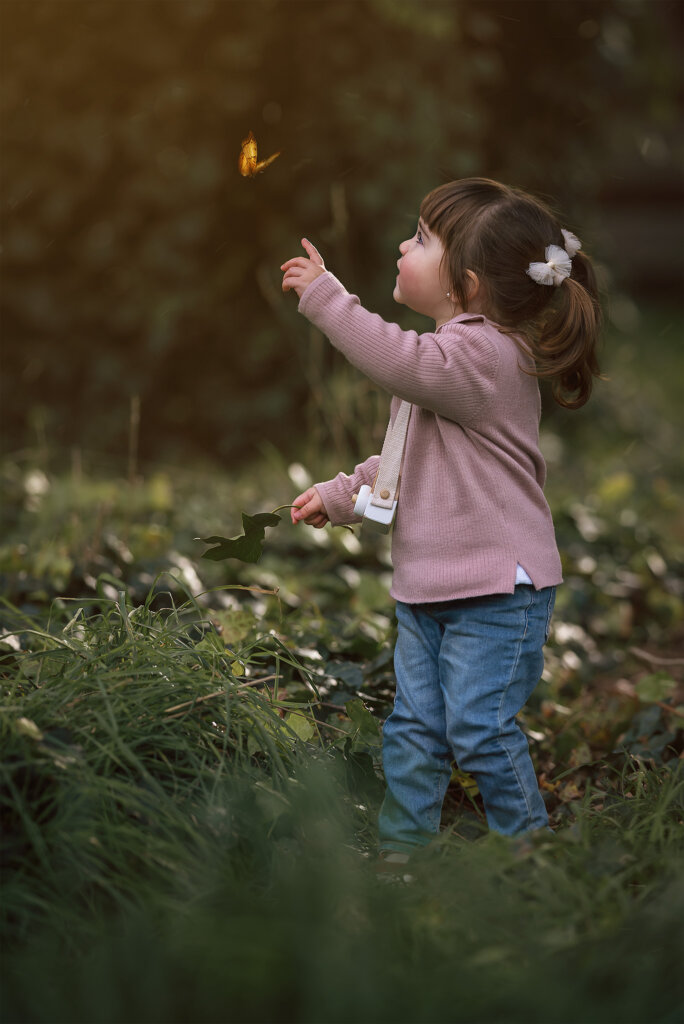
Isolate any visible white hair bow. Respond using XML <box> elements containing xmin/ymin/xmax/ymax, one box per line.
<box><xmin>561</xmin><ymin>229</ymin><xmax>582</xmax><ymax>257</ymax></box>
<box><xmin>526</xmin><ymin>244</ymin><xmax>572</xmax><ymax>287</ymax></box>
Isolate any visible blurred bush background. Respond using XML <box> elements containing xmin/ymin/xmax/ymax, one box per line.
<box><xmin>1</xmin><ymin>0</ymin><xmax>682</xmax><ymax>469</ymax></box>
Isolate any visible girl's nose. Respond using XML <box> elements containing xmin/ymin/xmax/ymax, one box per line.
<box><xmin>399</xmin><ymin>239</ymin><xmax>409</xmax><ymax>255</ymax></box>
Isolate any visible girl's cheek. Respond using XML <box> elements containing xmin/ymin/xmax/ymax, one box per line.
<box><xmin>398</xmin><ymin>264</ymin><xmax>419</xmax><ymax>293</ymax></box>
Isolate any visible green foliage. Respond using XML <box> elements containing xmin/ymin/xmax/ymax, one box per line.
<box><xmin>1</xmin><ymin>587</ymin><xmax>683</xmax><ymax>1024</ymax></box>
<box><xmin>2</xmin><ymin>443</ymin><xmax>683</xmax><ymax>1022</ymax></box>
<box><xmin>2</xmin><ymin>0</ymin><xmax>682</xmax><ymax>462</ymax></box>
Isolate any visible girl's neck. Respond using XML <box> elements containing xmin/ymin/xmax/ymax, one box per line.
<box><xmin>436</xmin><ymin>296</ymin><xmax>487</xmax><ymax>329</ymax></box>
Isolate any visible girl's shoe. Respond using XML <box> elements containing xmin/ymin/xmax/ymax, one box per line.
<box><xmin>375</xmin><ymin>850</ymin><xmax>414</xmax><ymax>884</ymax></box>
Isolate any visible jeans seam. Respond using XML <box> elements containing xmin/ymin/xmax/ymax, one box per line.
<box><xmin>431</xmin><ymin>759</ymin><xmax>447</xmax><ymax>830</ymax></box>
<box><xmin>495</xmin><ymin>587</ymin><xmax>534</xmax><ymax>828</ymax></box>
<box><xmin>545</xmin><ymin>588</ymin><xmax>555</xmax><ymax>641</ymax></box>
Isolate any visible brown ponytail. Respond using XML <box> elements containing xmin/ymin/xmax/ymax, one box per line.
<box><xmin>533</xmin><ymin>251</ymin><xmax>602</xmax><ymax>408</ymax></box>
<box><xmin>420</xmin><ymin>179</ymin><xmax>603</xmax><ymax>409</ymax></box>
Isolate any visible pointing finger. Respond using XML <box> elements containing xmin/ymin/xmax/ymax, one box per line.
<box><xmin>301</xmin><ymin>238</ymin><xmax>324</xmax><ymax>266</ymax></box>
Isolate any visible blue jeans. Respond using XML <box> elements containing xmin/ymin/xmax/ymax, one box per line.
<box><xmin>379</xmin><ymin>586</ymin><xmax>556</xmax><ymax>850</ymax></box>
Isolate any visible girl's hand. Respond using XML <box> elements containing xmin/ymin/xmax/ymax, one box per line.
<box><xmin>281</xmin><ymin>239</ymin><xmax>326</xmax><ymax>298</ymax></box>
<box><xmin>291</xmin><ymin>486</ymin><xmax>329</xmax><ymax>529</ymax></box>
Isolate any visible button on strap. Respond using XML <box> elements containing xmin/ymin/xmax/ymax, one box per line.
<box><xmin>371</xmin><ymin>400</ymin><xmax>412</xmax><ymax>509</ymax></box>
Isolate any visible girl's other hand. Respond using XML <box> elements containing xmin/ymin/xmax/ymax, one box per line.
<box><xmin>291</xmin><ymin>486</ymin><xmax>329</xmax><ymax>529</ymax></box>
<box><xmin>281</xmin><ymin>239</ymin><xmax>326</xmax><ymax>297</ymax></box>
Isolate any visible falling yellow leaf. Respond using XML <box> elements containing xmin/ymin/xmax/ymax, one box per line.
<box><xmin>238</xmin><ymin>130</ymin><xmax>280</xmax><ymax>177</ymax></box>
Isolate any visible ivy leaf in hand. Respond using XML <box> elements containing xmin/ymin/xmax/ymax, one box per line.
<box><xmin>200</xmin><ymin>512</ymin><xmax>281</xmax><ymax>564</ymax></box>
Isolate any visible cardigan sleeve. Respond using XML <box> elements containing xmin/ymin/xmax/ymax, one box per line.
<box><xmin>315</xmin><ymin>454</ymin><xmax>380</xmax><ymax>526</ymax></box>
<box><xmin>299</xmin><ymin>272</ymin><xmax>499</xmax><ymax>425</ymax></box>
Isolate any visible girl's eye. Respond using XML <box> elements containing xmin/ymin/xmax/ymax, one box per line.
<box><xmin>416</xmin><ymin>230</ymin><xmax>424</xmax><ymax>245</ymax></box>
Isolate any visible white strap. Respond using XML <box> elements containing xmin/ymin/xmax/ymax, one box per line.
<box><xmin>370</xmin><ymin>401</ymin><xmax>412</xmax><ymax>509</ymax></box>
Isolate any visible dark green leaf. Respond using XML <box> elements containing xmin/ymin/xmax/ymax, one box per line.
<box><xmin>345</xmin><ymin>697</ymin><xmax>381</xmax><ymax>741</ymax></box>
<box><xmin>201</xmin><ymin>512</ymin><xmax>281</xmax><ymax>563</ymax></box>
<box><xmin>325</xmin><ymin>660</ymin><xmax>365</xmax><ymax>691</ymax></box>
<box><xmin>635</xmin><ymin>672</ymin><xmax>677</xmax><ymax>704</ymax></box>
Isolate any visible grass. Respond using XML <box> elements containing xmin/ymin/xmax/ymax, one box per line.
<box><xmin>2</xmin><ymin>588</ymin><xmax>683</xmax><ymax>1024</ymax></box>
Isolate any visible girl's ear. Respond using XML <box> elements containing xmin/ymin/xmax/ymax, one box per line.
<box><xmin>465</xmin><ymin>270</ymin><xmax>480</xmax><ymax>300</ymax></box>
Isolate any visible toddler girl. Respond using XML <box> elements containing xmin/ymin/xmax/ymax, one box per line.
<box><xmin>280</xmin><ymin>178</ymin><xmax>601</xmax><ymax>854</ymax></box>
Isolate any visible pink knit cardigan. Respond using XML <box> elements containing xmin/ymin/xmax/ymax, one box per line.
<box><xmin>299</xmin><ymin>272</ymin><xmax>563</xmax><ymax>604</ymax></box>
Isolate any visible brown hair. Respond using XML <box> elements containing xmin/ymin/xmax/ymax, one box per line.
<box><xmin>420</xmin><ymin>178</ymin><xmax>602</xmax><ymax>408</ymax></box>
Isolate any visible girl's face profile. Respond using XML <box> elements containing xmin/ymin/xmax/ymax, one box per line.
<box><xmin>393</xmin><ymin>219</ymin><xmax>455</xmax><ymax>325</ymax></box>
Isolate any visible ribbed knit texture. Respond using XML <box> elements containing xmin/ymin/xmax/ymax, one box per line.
<box><xmin>299</xmin><ymin>272</ymin><xmax>563</xmax><ymax>604</ymax></box>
